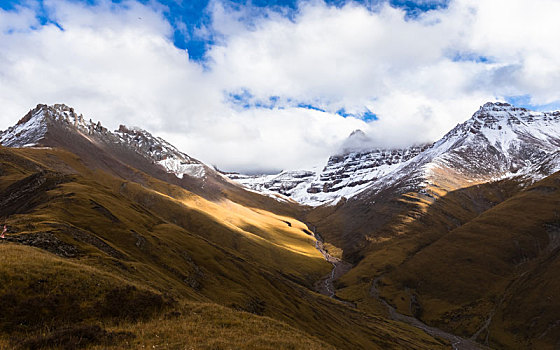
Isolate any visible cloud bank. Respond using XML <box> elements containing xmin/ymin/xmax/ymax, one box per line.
<box><xmin>1</xmin><ymin>0</ymin><xmax>559</xmax><ymax>173</ymax></box>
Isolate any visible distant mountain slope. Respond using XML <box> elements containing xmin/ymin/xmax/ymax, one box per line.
<box><xmin>303</xmin><ymin>103</ymin><xmax>560</xmax><ymax>350</ymax></box>
<box><xmin>307</xmin><ymin>102</ymin><xmax>560</xmax><ymax>250</ymax></box>
<box><xmin>0</xmin><ymin>104</ymin><xmax>303</xmax><ymax>216</ymax></box>
<box><xmin>228</xmin><ymin>140</ymin><xmax>429</xmax><ymax>206</ymax></box>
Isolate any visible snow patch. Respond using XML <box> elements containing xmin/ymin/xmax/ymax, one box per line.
<box><xmin>158</xmin><ymin>159</ymin><xmax>206</xmax><ymax>179</ymax></box>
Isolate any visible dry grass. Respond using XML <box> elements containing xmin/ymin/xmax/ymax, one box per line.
<box><xmin>372</xmin><ymin>177</ymin><xmax>560</xmax><ymax>349</ymax></box>
<box><xmin>309</xmin><ymin>170</ymin><xmax>560</xmax><ymax>349</ymax></box>
<box><xmin>94</xmin><ymin>302</ymin><xmax>335</xmax><ymax>350</ymax></box>
<box><xmin>0</xmin><ymin>246</ymin><xmax>332</xmax><ymax>350</ymax></box>
<box><xmin>0</xmin><ymin>146</ymin><xmax>451</xmax><ymax>349</ymax></box>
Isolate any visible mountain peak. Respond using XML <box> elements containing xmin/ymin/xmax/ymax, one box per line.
<box><xmin>1</xmin><ymin>104</ymin><xmax>112</xmax><ymax>148</ymax></box>
<box><xmin>473</xmin><ymin>102</ymin><xmax>527</xmax><ymax>123</ymax></box>
<box><xmin>1</xmin><ymin>104</ymin><xmax>209</xmax><ymax>180</ymax></box>
<box><xmin>20</xmin><ymin>103</ymin><xmax>89</xmax><ymax>125</ymax></box>
<box><xmin>481</xmin><ymin>101</ymin><xmax>512</xmax><ymax>109</ymax></box>
<box><xmin>348</xmin><ymin>129</ymin><xmax>366</xmax><ymax>137</ymax></box>
<box><xmin>465</xmin><ymin>102</ymin><xmax>560</xmax><ymax>137</ymax></box>
<box><xmin>338</xmin><ymin>129</ymin><xmax>376</xmax><ymax>155</ymax></box>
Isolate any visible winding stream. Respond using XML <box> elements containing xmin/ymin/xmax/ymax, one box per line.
<box><xmin>311</xmin><ymin>227</ymin><xmax>487</xmax><ymax>350</ymax></box>
<box><xmin>370</xmin><ymin>277</ymin><xmax>486</xmax><ymax>350</ymax></box>
<box><xmin>311</xmin><ymin>230</ymin><xmax>352</xmax><ymax>299</ymax></box>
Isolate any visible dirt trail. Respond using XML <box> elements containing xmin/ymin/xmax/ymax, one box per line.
<box><xmin>370</xmin><ymin>277</ymin><xmax>487</xmax><ymax>350</ymax></box>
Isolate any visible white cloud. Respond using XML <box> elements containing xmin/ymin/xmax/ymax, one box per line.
<box><xmin>0</xmin><ymin>0</ymin><xmax>560</xmax><ymax>173</ymax></box>
<box><xmin>0</xmin><ymin>4</ymin><xmax>39</xmax><ymax>33</ymax></box>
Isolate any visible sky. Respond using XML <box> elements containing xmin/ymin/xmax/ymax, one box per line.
<box><xmin>1</xmin><ymin>0</ymin><xmax>560</xmax><ymax>173</ymax></box>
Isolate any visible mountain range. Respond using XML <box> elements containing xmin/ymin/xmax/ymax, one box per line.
<box><xmin>228</xmin><ymin>102</ymin><xmax>560</xmax><ymax>206</ymax></box>
<box><xmin>1</xmin><ymin>102</ymin><xmax>559</xmax><ymax>349</ymax></box>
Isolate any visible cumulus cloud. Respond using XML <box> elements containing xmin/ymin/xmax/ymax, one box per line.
<box><xmin>0</xmin><ymin>0</ymin><xmax>559</xmax><ymax>172</ymax></box>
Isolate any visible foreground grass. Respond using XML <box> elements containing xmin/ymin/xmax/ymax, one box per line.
<box><xmin>96</xmin><ymin>302</ymin><xmax>334</xmax><ymax>350</ymax></box>
<box><xmin>0</xmin><ymin>245</ymin><xmax>332</xmax><ymax>350</ymax></box>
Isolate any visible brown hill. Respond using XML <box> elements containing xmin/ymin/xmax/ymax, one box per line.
<box><xmin>376</xmin><ymin>174</ymin><xmax>560</xmax><ymax>349</ymax></box>
<box><xmin>311</xmin><ymin>172</ymin><xmax>560</xmax><ymax>349</ymax></box>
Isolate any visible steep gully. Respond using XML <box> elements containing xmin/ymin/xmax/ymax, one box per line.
<box><xmin>311</xmin><ymin>228</ymin><xmax>352</xmax><ymax>299</ymax></box>
<box><xmin>310</xmin><ymin>228</ymin><xmax>486</xmax><ymax>350</ymax></box>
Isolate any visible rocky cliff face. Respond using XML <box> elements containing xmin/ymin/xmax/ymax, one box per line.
<box><xmin>114</xmin><ymin>125</ymin><xmax>205</xmax><ymax>179</ymax></box>
<box><xmin>228</xmin><ymin>143</ymin><xmax>429</xmax><ymax>206</ymax></box>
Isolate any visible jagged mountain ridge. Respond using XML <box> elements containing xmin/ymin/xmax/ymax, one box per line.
<box><xmin>360</xmin><ymin>102</ymin><xmax>560</xmax><ymax>198</ymax></box>
<box><xmin>115</xmin><ymin>125</ymin><xmax>206</xmax><ymax>179</ymax></box>
<box><xmin>0</xmin><ymin>104</ymin><xmax>207</xmax><ymax>180</ymax></box>
<box><xmin>4</xmin><ymin>102</ymin><xmax>560</xmax><ymax>207</ymax></box>
<box><xmin>230</xmin><ymin>102</ymin><xmax>560</xmax><ymax>206</ymax></box>
<box><xmin>229</xmin><ymin>143</ymin><xmax>429</xmax><ymax>206</ymax></box>
<box><xmin>0</xmin><ymin>103</ymin><xmax>307</xmax><ymax>218</ymax></box>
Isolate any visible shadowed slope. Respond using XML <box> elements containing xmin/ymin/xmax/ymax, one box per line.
<box><xmin>0</xmin><ymin>245</ymin><xmax>333</xmax><ymax>350</ymax></box>
<box><xmin>322</xmin><ymin>173</ymin><xmax>560</xmax><ymax>349</ymax></box>
<box><xmin>377</xmin><ymin>173</ymin><xmax>560</xmax><ymax>349</ymax></box>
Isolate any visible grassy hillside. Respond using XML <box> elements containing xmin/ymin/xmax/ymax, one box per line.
<box><xmin>317</xmin><ymin>171</ymin><xmax>560</xmax><ymax>349</ymax></box>
<box><xmin>0</xmin><ymin>245</ymin><xmax>333</xmax><ymax>350</ymax></box>
<box><xmin>378</xmin><ymin>174</ymin><xmax>560</xmax><ymax>349</ymax></box>
<box><xmin>0</xmin><ymin>146</ymin><xmax>447</xmax><ymax>349</ymax></box>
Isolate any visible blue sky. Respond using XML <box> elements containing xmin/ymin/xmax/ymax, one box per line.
<box><xmin>1</xmin><ymin>0</ymin><xmax>559</xmax><ymax>172</ymax></box>
<box><xmin>0</xmin><ymin>0</ymin><xmax>449</xmax><ymax>60</ymax></box>
<box><xmin>157</xmin><ymin>0</ymin><xmax>450</xmax><ymax>61</ymax></box>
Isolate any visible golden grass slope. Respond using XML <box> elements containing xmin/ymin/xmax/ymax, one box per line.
<box><xmin>379</xmin><ymin>174</ymin><xmax>560</xmax><ymax>349</ymax></box>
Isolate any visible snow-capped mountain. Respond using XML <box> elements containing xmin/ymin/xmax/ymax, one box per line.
<box><xmin>1</xmin><ymin>103</ymin><xmax>94</xmax><ymax>148</ymax></box>
<box><xmin>0</xmin><ymin>104</ymin><xmax>207</xmax><ymax>180</ymax></box>
<box><xmin>228</xmin><ymin>133</ymin><xmax>429</xmax><ymax>206</ymax></box>
<box><xmin>4</xmin><ymin>102</ymin><xmax>560</xmax><ymax>207</ymax></box>
<box><xmin>229</xmin><ymin>102</ymin><xmax>560</xmax><ymax>206</ymax></box>
<box><xmin>228</xmin><ymin>169</ymin><xmax>318</xmax><ymax>200</ymax></box>
<box><xmin>390</xmin><ymin>102</ymin><xmax>560</xmax><ymax>194</ymax></box>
